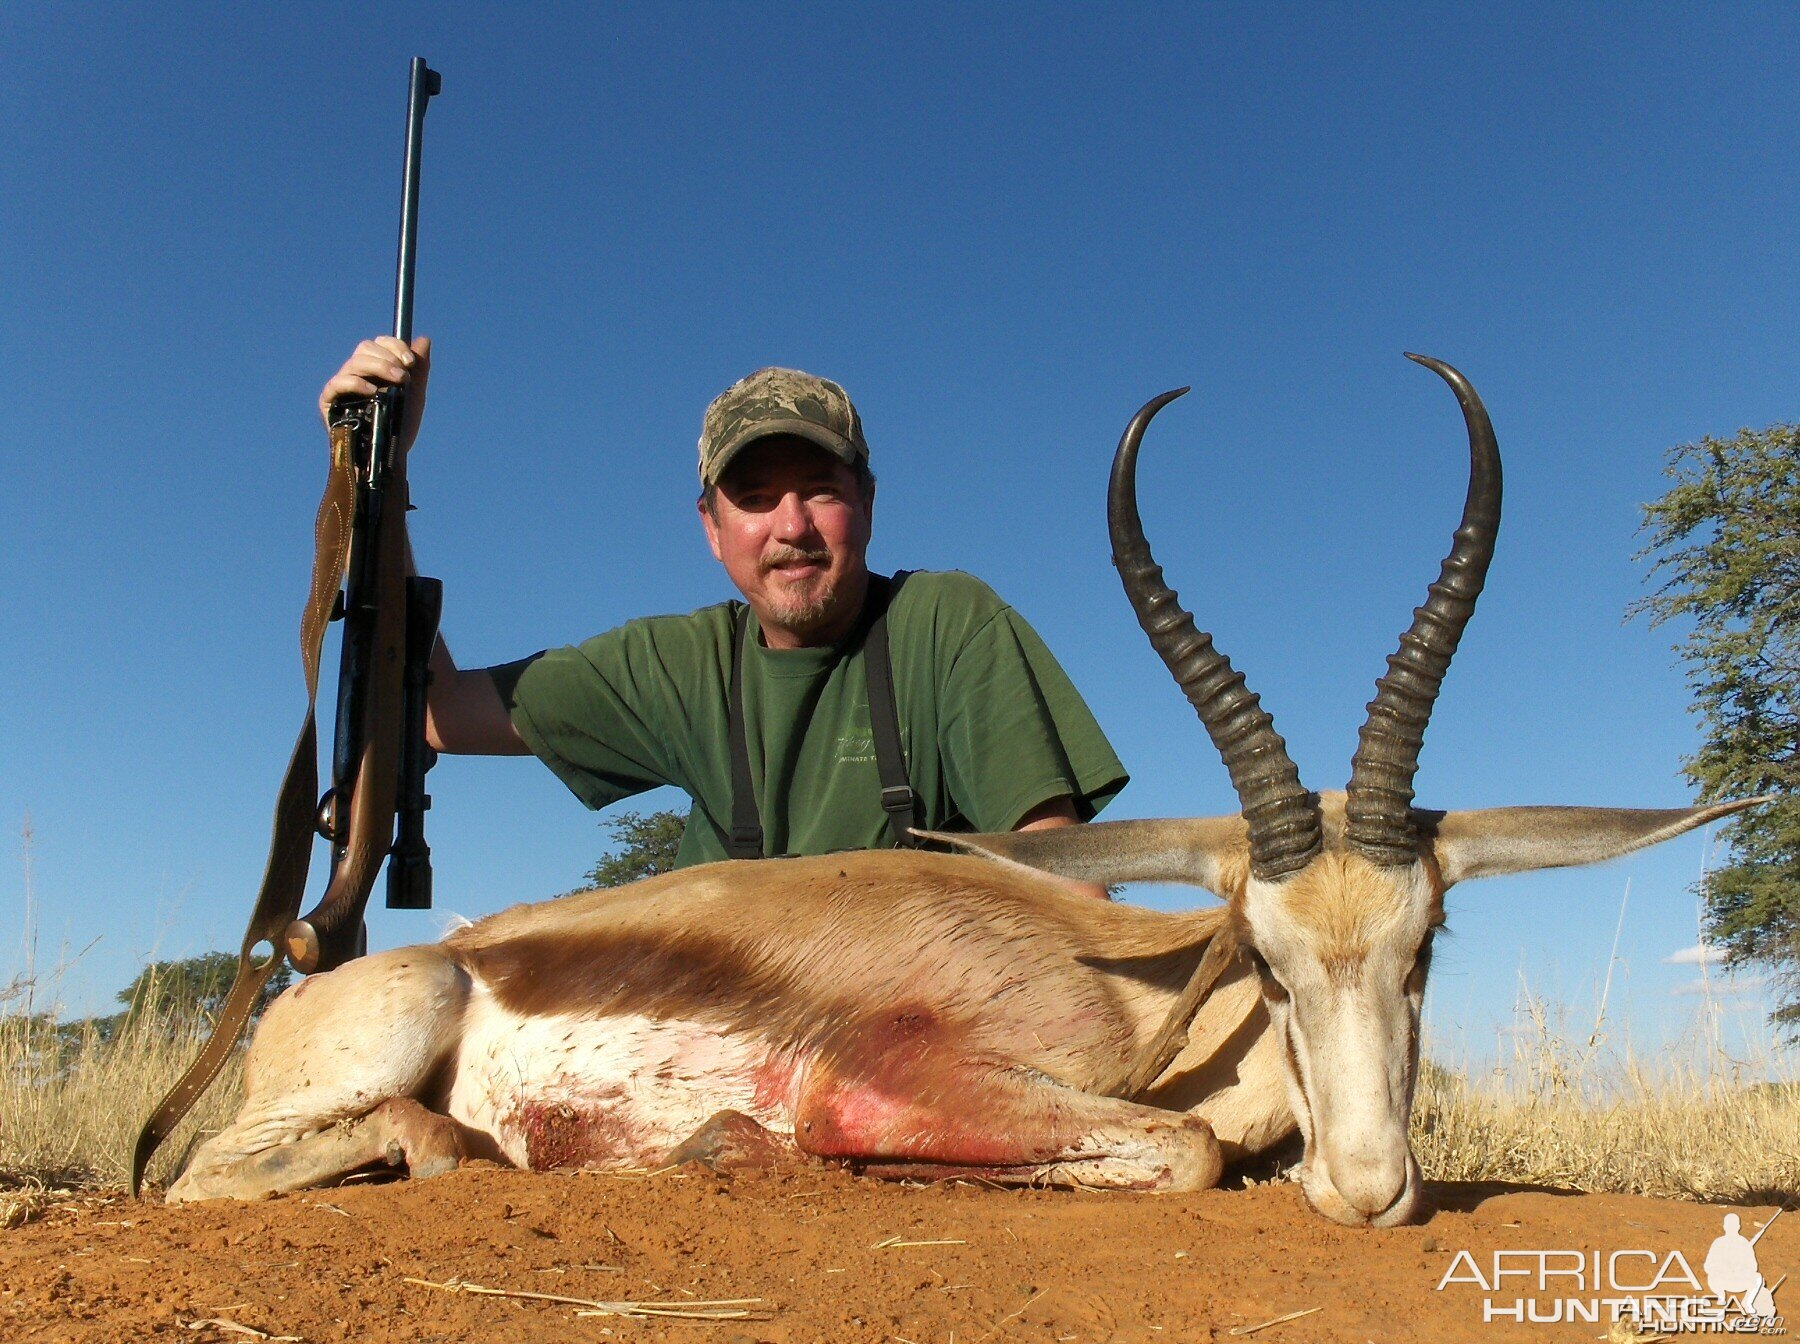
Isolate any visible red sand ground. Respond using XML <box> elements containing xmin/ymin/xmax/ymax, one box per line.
<box><xmin>3</xmin><ymin>1165</ymin><xmax>1792</xmax><ymax>1343</ymax></box>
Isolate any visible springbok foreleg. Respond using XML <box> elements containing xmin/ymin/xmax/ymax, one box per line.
<box><xmin>168</xmin><ymin>1097</ymin><xmax>474</xmax><ymax>1202</ymax></box>
<box><xmin>794</xmin><ymin>1014</ymin><xmax>1222</xmax><ymax>1191</ymax></box>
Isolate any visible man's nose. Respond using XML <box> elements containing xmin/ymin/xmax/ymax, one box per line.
<box><xmin>770</xmin><ymin>492</ymin><xmax>816</xmax><ymax>541</ymax></box>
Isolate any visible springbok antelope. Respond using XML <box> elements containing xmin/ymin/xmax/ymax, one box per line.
<box><xmin>167</xmin><ymin>355</ymin><xmax>1758</xmax><ymax>1226</ymax></box>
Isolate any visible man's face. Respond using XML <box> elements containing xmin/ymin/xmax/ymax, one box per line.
<box><xmin>699</xmin><ymin>436</ymin><xmax>874</xmax><ymax>648</ymax></box>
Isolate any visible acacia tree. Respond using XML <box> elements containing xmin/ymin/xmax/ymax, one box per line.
<box><xmin>116</xmin><ymin>951</ymin><xmax>294</xmax><ymax>1025</ymax></box>
<box><xmin>1635</xmin><ymin>423</ymin><xmax>1800</xmax><ymax>1024</ymax></box>
<box><xmin>582</xmin><ymin>809</ymin><xmax>687</xmax><ymax>889</ymax></box>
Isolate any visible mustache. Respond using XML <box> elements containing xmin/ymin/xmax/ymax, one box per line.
<box><xmin>762</xmin><ymin>545</ymin><xmax>831</xmax><ymax>574</ymax></box>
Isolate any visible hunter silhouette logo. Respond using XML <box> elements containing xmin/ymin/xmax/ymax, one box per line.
<box><xmin>1434</xmin><ymin>1208</ymin><xmax>1786</xmax><ymax>1333</ymax></box>
<box><xmin>1705</xmin><ymin>1212</ymin><xmax>1781</xmax><ymax>1324</ymax></box>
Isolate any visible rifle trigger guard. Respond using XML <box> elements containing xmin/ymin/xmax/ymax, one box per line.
<box><xmin>314</xmin><ymin>790</ymin><xmax>343</xmax><ymax>843</ymax></box>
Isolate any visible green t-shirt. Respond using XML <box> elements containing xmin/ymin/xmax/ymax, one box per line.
<box><xmin>491</xmin><ymin>570</ymin><xmax>1127</xmax><ymax>867</ymax></box>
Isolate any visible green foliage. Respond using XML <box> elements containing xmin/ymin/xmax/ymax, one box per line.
<box><xmin>582</xmin><ymin>809</ymin><xmax>688</xmax><ymax>890</ymax></box>
<box><xmin>1635</xmin><ymin>423</ymin><xmax>1800</xmax><ymax>1023</ymax></box>
<box><xmin>0</xmin><ymin>952</ymin><xmax>293</xmax><ymax>1058</ymax></box>
<box><xmin>115</xmin><ymin>951</ymin><xmax>293</xmax><ymax>1027</ymax></box>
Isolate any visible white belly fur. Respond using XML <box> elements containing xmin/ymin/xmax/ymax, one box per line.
<box><xmin>447</xmin><ymin>983</ymin><xmax>799</xmax><ymax>1168</ymax></box>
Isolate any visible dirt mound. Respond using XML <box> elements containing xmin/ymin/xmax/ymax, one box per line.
<box><xmin>1</xmin><ymin>1165</ymin><xmax>1790</xmax><ymax>1342</ymax></box>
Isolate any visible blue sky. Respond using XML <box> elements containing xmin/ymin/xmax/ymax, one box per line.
<box><xmin>4</xmin><ymin>3</ymin><xmax>1793</xmax><ymax>1059</ymax></box>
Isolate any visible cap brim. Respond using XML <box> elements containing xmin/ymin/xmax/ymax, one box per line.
<box><xmin>703</xmin><ymin>420</ymin><xmax>863</xmax><ymax>485</ymax></box>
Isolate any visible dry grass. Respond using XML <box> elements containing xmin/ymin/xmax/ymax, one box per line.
<box><xmin>1</xmin><ymin>816</ymin><xmax>247</xmax><ymax>1192</ymax></box>
<box><xmin>1413</xmin><ymin>988</ymin><xmax>1800</xmax><ymax>1204</ymax></box>
<box><xmin>0</xmin><ymin>975</ymin><xmax>244</xmax><ymax>1191</ymax></box>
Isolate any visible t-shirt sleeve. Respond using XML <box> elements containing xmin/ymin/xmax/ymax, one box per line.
<box><xmin>935</xmin><ymin>597</ymin><xmax>1128</xmax><ymax>831</ymax></box>
<box><xmin>487</xmin><ymin>623</ymin><xmax>695</xmax><ymax>811</ymax></box>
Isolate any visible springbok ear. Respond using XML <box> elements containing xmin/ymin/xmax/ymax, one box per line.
<box><xmin>918</xmin><ymin>816</ymin><xmax>1251</xmax><ymax>899</ymax></box>
<box><xmin>1418</xmin><ymin>798</ymin><xmax>1770</xmax><ymax>887</ymax></box>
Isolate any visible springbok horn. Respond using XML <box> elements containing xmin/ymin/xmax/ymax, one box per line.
<box><xmin>1344</xmin><ymin>354</ymin><xmax>1503</xmax><ymax>866</ymax></box>
<box><xmin>1110</xmin><ymin>389</ymin><xmax>1321</xmax><ymax>880</ymax></box>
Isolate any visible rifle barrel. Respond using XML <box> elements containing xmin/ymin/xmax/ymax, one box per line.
<box><xmin>1750</xmin><ymin>1206</ymin><xmax>1782</xmax><ymax>1247</ymax></box>
<box><xmin>393</xmin><ymin>58</ymin><xmax>441</xmax><ymax>343</ymax></box>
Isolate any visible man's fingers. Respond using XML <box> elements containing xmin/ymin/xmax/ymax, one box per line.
<box><xmin>324</xmin><ymin>375</ymin><xmax>381</xmax><ymax>400</ymax></box>
<box><xmin>403</xmin><ymin>337</ymin><xmax>431</xmax><ymax>383</ymax></box>
<box><xmin>319</xmin><ymin>375</ymin><xmax>381</xmax><ymax>420</ymax></box>
<box><xmin>320</xmin><ymin>335</ymin><xmax>432</xmax><ymax>428</ymax></box>
<box><xmin>370</xmin><ymin>335</ymin><xmax>417</xmax><ymax>366</ymax></box>
<box><xmin>350</xmin><ymin>346</ymin><xmax>414</xmax><ymax>383</ymax></box>
<box><xmin>397</xmin><ymin>337</ymin><xmax>431</xmax><ymax>452</ymax></box>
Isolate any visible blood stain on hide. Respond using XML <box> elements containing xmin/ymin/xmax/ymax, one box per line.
<box><xmin>511</xmin><ymin>1101</ymin><xmax>642</xmax><ymax>1170</ymax></box>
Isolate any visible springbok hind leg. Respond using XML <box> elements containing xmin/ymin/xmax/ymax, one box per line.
<box><xmin>795</xmin><ymin>1031</ymin><xmax>1222</xmax><ymax>1192</ymax></box>
<box><xmin>167</xmin><ymin>947</ymin><xmax>470</xmax><ymax>1203</ymax></box>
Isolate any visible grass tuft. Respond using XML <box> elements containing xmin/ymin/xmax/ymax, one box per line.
<box><xmin>0</xmin><ymin>971</ymin><xmax>244</xmax><ymax>1192</ymax></box>
<box><xmin>1413</xmin><ymin>986</ymin><xmax>1800</xmax><ymax>1204</ymax></box>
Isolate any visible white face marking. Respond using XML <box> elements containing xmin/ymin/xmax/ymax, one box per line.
<box><xmin>1239</xmin><ymin>860</ymin><xmax>1436</xmax><ymax>1225</ymax></box>
<box><xmin>448</xmin><ymin>986</ymin><xmax>801</xmax><ymax>1169</ymax></box>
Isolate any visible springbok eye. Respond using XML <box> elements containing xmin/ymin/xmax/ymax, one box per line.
<box><xmin>1404</xmin><ymin>934</ymin><xmax>1435</xmax><ymax>996</ymax></box>
<box><xmin>1245</xmin><ymin>947</ymin><xmax>1289</xmax><ymax>1003</ymax></box>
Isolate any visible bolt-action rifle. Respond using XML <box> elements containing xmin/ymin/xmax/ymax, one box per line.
<box><xmin>131</xmin><ymin>58</ymin><xmax>443</xmax><ymax>1195</ymax></box>
<box><xmin>290</xmin><ymin>53</ymin><xmax>444</xmax><ymax>974</ymax></box>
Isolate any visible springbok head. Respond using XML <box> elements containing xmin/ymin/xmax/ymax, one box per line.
<box><xmin>943</xmin><ymin>354</ymin><xmax>1762</xmax><ymax>1226</ymax></box>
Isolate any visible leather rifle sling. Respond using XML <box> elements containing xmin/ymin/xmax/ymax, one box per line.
<box><xmin>130</xmin><ymin>415</ymin><xmax>366</xmax><ymax>1196</ymax></box>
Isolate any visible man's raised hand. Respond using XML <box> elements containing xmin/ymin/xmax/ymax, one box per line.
<box><xmin>320</xmin><ymin>336</ymin><xmax>432</xmax><ymax>452</ymax></box>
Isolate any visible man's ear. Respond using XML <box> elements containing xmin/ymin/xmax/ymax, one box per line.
<box><xmin>698</xmin><ymin>492</ymin><xmax>725</xmax><ymax>563</ymax></box>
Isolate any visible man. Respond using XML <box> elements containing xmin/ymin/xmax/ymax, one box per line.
<box><xmin>323</xmin><ymin>339</ymin><xmax>1126</xmax><ymax>895</ymax></box>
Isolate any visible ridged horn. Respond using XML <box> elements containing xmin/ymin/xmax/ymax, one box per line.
<box><xmin>1110</xmin><ymin>388</ymin><xmax>1320</xmax><ymax>881</ymax></box>
<box><xmin>1345</xmin><ymin>354</ymin><xmax>1503</xmax><ymax>866</ymax></box>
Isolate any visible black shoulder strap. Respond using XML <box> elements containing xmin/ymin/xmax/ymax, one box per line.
<box><xmin>726</xmin><ymin>603</ymin><xmax>763</xmax><ymax>859</ymax></box>
<box><xmin>864</xmin><ymin>570</ymin><xmax>919</xmax><ymax>848</ymax></box>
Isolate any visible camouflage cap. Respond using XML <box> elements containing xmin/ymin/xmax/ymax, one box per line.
<box><xmin>698</xmin><ymin>367</ymin><xmax>869</xmax><ymax>486</ymax></box>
